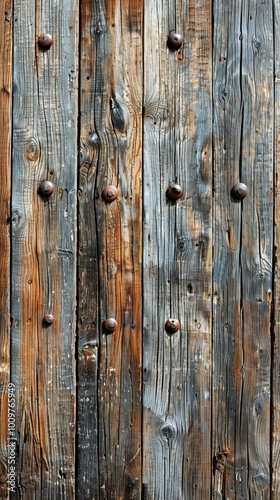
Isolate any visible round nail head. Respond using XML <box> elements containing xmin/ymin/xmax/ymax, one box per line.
<box><xmin>102</xmin><ymin>185</ymin><xmax>118</xmax><ymax>203</ymax></box>
<box><xmin>38</xmin><ymin>180</ymin><xmax>55</xmax><ymax>197</ymax></box>
<box><xmin>103</xmin><ymin>318</ymin><xmax>117</xmax><ymax>333</ymax></box>
<box><xmin>38</xmin><ymin>33</ymin><xmax>53</xmax><ymax>49</ymax></box>
<box><xmin>43</xmin><ymin>314</ymin><xmax>54</xmax><ymax>326</ymax></box>
<box><xmin>167</xmin><ymin>31</ymin><xmax>183</xmax><ymax>50</ymax></box>
<box><xmin>166</xmin><ymin>184</ymin><xmax>183</xmax><ymax>201</ymax></box>
<box><xmin>231</xmin><ymin>182</ymin><xmax>248</xmax><ymax>200</ymax></box>
<box><xmin>165</xmin><ymin>319</ymin><xmax>180</xmax><ymax>334</ymax></box>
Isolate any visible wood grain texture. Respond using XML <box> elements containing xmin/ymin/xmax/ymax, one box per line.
<box><xmin>273</xmin><ymin>1</ymin><xmax>280</xmax><ymax>496</ymax></box>
<box><xmin>0</xmin><ymin>1</ymin><xmax>278</xmax><ymax>497</ymax></box>
<box><xmin>142</xmin><ymin>0</ymin><xmax>212</xmax><ymax>498</ymax></box>
<box><xmin>0</xmin><ymin>2</ymin><xmax>12</xmax><ymax>498</ymax></box>
<box><xmin>78</xmin><ymin>0</ymin><xmax>142</xmax><ymax>498</ymax></box>
<box><xmin>212</xmin><ymin>1</ymin><xmax>273</xmax><ymax>498</ymax></box>
<box><xmin>11</xmin><ymin>1</ymin><xmax>78</xmax><ymax>497</ymax></box>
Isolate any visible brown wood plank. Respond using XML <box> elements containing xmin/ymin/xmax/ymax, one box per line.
<box><xmin>212</xmin><ymin>1</ymin><xmax>273</xmax><ymax>498</ymax></box>
<box><xmin>78</xmin><ymin>0</ymin><xmax>143</xmax><ymax>497</ymax></box>
<box><xmin>11</xmin><ymin>1</ymin><xmax>78</xmax><ymax>497</ymax></box>
<box><xmin>273</xmin><ymin>1</ymin><xmax>280</xmax><ymax>496</ymax></box>
<box><xmin>0</xmin><ymin>1</ymin><xmax>12</xmax><ymax>498</ymax></box>
<box><xmin>142</xmin><ymin>0</ymin><xmax>212</xmax><ymax>497</ymax></box>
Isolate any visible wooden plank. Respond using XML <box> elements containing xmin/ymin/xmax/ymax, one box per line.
<box><xmin>142</xmin><ymin>0</ymin><xmax>212</xmax><ymax>497</ymax></box>
<box><xmin>77</xmin><ymin>7</ymin><xmax>99</xmax><ymax>496</ymax></box>
<box><xmin>212</xmin><ymin>1</ymin><xmax>273</xmax><ymax>498</ymax></box>
<box><xmin>78</xmin><ymin>0</ymin><xmax>142</xmax><ymax>497</ymax></box>
<box><xmin>0</xmin><ymin>2</ymin><xmax>12</xmax><ymax>498</ymax></box>
<box><xmin>11</xmin><ymin>1</ymin><xmax>78</xmax><ymax>497</ymax></box>
<box><xmin>273</xmin><ymin>1</ymin><xmax>280</xmax><ymax>497</ymax></box>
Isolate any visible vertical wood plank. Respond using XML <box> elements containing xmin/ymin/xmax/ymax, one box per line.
<box><xmin>142</xmin><ymin>1</ymin><xmax>212</xmax><ymax>497</ymax></box>
<box><xmin>78</xmin><ymin>0</ymin><xmax>142</xmax><ymax>497</ymax></box>
<box><xmin>11</xmin><ymin>1</ymin><xmax>78</xmax><ymax>497</ymax></box>
<box><xmin>212</xmin><ymin>1</ymin><xmax>273</xmax><ymax>498</ymax></box>
<box><xmin>273</xmin><ymin>1</ymin><xmax>280</xmax><ymax>496</ymax></box>
<box><xmin>0</xmin><ymin>1</ymin><xmax>12</xmax><ymax>498</ymax></box>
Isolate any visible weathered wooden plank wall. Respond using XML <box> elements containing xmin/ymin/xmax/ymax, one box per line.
<box><xmin>0</xmin><ymin>0</ymin><xmax>280</xmax><ymax>498</ymax></box>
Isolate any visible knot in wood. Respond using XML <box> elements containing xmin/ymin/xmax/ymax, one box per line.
<box><xmin>160</xmin><ymin>423</ymin><xmax>176</xmax><ymax>441</ymax></box>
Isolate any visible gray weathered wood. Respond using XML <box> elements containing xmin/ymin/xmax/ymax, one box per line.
<box><xmin>142</xmin><ymin>0</ymin><xmax>212</xmax><ymax>497</ymax></box>
<box><xmin>78</xmin><ymin>0</ymin><xmax>143</xmax><ymax>497</ymax></box>
<box><xmin>0</xmin><ymin>1</ymin><xmax>279</xmax><ymax>496</ymax></box>
<box><xmin>0</xmin><ymin>2</ymin><xmax>12</xmax><ymax>498</ymax></box>
<box><xmin>273</xmin><ymin>1</ymin><xmax>280</xmax><ymax>496</ymax></box>
<box><xmin>212</xmin><ymin>1</ymin><xmax>273</xmax><ymax>498</ymax></box>
<box><xmin>11</xmin><ymin>1</ymin><xmax>78</xmax><ymax>497</ymax></box>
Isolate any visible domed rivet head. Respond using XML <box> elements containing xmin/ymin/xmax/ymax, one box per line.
<box><xmin>166</xmin><ymin>184</ymin><xmax>183</xmax><ymax>201</ymax></box>
<box><xmin>43</xmin><ymin>314</ymin><xmax>54</xmax><ymax>326</ymax></box>
<box><xmin>38</xmin><ymin>180</ymin><xmax>55</xmax><ymax>197</ymax></box>
<box><xmin>38</xmin><ymin>33</ymin><xmax>53</xmax><ymax>49</ymax></box>
<box><xmin>165</xmin><ymin>319</ymin><xmax>180</xmax><ymax>334</ymax></box>
<box><xmin>103</xmin><ymin>318</ymin><xmax>117</xmax><ymax>334</ymax></box>
<box><xmin>231</xmin><ymin>182</ymin><xmax>248</xmax><ymax>200</ymax></box>
<box><xmin>167</xmin><ymin>31</ymin><xmax>183</xmax><ymax>50</ymax></box>
<box><xmin>102</xmin><ymin>185</ymin><xmax>118</xmax><ymax>203</ymax></box>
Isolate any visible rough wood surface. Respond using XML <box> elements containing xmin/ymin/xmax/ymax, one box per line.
<box><xmin>78</xmin><ymin>0</ymin><xmax>142</xmax><ymax>498</ymax></box>
<box><xmin>1</xmin><ymin>1</ymin><xmax>280</xmax><ymax>497</ymax></box>
<box><xmin>0</xmin><ymin>2</ymin><xmax>12</xmax><ymax>498</ymax></box>
<box><xmin>273</xmin><ymin>1</ymin><xmax>280</xmax><ymax>496</ymax></box>
<box><xmin>11</xmin><ymin>1</ymin><xmax>78</xmax><ymax>497</ymax></box>
<box><xmin>142</xmin><ymin>0</ymin><xmax>212</xmax><ymax>498</ymax></box>
<box><xmin>212</xmin><ymin>1</ymin><xmax>273</xmax><ymax>498</ymax></box>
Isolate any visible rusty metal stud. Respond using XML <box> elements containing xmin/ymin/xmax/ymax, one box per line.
<box><xmin>167</xmin><ymin>31</ymin><xmax>183</xmax><ymax>50</ymax></box>
<box><xmin>165</xmin><ymin>319</ymin><xmax>180</xmax><ymax>334</ymax></box>
<box><xmin>231</xmin><ymin>182</ymin><xmax>248</xmax><ymax>200</ymax></box>
<box><xmin>102</xmin><ymin>185</ymin><xmax>118</xmax><ymax>203</ymax></box>
<box><xmin>38</xmin><ymin>180</ymin><xmax>55</xmax><ymax>197</ymax></box>
<box><xmin>38</xmin><ymin>33</ymin><xmax>53</xmax><ymax>49</ymax></box>
<box><xmin>43</xmin><ymin>314</ymin><xmax>54</xmax><ymax>326</ymax></box>
<box><xmin>166</xmin><ymin>184</ymin><xmax>183</xmax><ymax>201</ymax></box>
<box><xmin>103</xmin><ymin>318</ymin><xmax>117</xmax><ymax>334</ymax></box>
